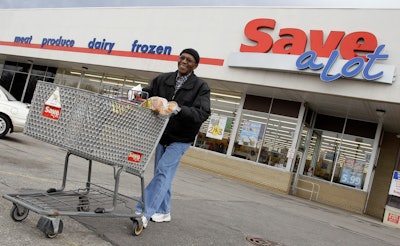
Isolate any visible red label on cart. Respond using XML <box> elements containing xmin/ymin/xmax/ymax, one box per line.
<box><xmin>42</xmin><ymin>105</ymin><xmax>61</xmax><ymax>120</ymax></box>
<box><xmin>128</xmin><ymin>151</ymin><xmax>142</xmax><ymax>163</ymax></box>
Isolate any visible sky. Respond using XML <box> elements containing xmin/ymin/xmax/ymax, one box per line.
<box><xmin>0</xmin><ymin>0</ymin><xmax>399</xmax><ymax>9</ymax></box>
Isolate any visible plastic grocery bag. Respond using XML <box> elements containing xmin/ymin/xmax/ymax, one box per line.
<box><xmin>128</xmin><ymin>84</ymin><xmax>143</xmax><ymax>101</ymax></box>
<box><xmin>141</xmin><ymin>96</ymin><xmax>180</xmax><ymax>115</ymax></box>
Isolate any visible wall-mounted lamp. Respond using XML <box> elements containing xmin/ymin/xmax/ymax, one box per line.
<box><xmin>376</xmin><ymin>109</ymin><xmax>386</xmax><ymax>117</ymax></box>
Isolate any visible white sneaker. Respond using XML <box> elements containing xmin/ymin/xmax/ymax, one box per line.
<box><xmin>141</xmin><ymin>215</ymin><xmax>148</xmax><ymax>228</ymax></box>
<box><xmin>151</xmin><ymin>213</ymin><xmax>171</xmax><ymax>222</ymax></box>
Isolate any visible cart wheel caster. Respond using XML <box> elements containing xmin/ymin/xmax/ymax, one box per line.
<box><xmin>132</xmin><ymin>218</ymin><xmax>144</xmax><ymax>236</ymax></box>
<box><xmin>77</xmin><ymin>195</ymin><xmax>90</xmax><ymax>212</ymax></box>
<box><xmin>10</xmin><ymin>204</ymin><xmax>29</xmax><ymax>222</ymax></box>
<box><xmin>46</xmin><ymin>232</ymin><xmax>58</xmax><ymax>239</ymax></box>
<box><xmin>47</xmin><ymin>188</ymin><xmax>57</xmax><ymax>193</ymax></box>
<box><xmin>37</xmin><ymin>216</ymin><xmax>63</xmax><ymax>239</ymax></box>
<box><xmin>95</xmin><ymin>207</ymin><xmax>106</xmax><ymax>213</ymax></box>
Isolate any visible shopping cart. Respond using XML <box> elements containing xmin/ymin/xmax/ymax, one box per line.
<box><xmin>2</xmin><ymin>81</ymin><xmax>169</xmax><ymax>238</ymax></box>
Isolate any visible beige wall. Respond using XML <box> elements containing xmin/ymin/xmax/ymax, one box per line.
<box><xmin>365</xmin><ymin>132</ymin><xmax>399</xmax><ymax>218</ymax></box>
<box><xmin>181</xmin><ymin>148</ymin><xmax>293</xmax><ymax>193</ymax></box>
<box><xmin>293</xmin><ymin>176</ymin><xmax>367</xmax><ymax>214</ymax></box>
<box><xmin>182</xmin><ymin>147</ymin><xmax>382</xmax><ymax>215</ymax></box>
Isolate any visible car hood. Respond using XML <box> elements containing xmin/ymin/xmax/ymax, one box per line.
<box><xmin>0</xmin><ymin>101</ymin><xmax>30</xmax><ymax>118</ymax></box>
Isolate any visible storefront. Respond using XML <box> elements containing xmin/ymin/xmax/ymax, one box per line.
<box><xmin>0</xmin><ymin>6</ymin><xmax>399</xmax><ymax>220</ymax></box>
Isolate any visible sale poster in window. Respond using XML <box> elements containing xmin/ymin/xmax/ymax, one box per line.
<box><xmin>389</xmin><ymin>171</ymin><xmax>400</xmax><ymax>197</ymax></box>
<box><xmin>339</xmin><ymin>158</ymin><xmax>365</xmax><ymax>188</ymax></box>
<box><xmin>206</xmin><ymin>115</ymin><xmax>227</xmax><ymax>140</ymax></box>
<box><xmin>238</xmin><ymin>120</ymin><xmax>261</xmax><ymax>148</ymax></box>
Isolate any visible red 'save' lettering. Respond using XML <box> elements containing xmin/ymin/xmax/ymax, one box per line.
<box><xmin>128</xmin><ymin>151</ymin><xmax>142</xmax><ymax>163</ymax></box>
<box><xmin>240</xmin><ymin>18</ymin><xmax>378</xmax><ymax>61</ymax></box>
<box><xmin>42</xmin><ymin>105</ymin><xmax>61</xmax><ymax>120</ymax></box>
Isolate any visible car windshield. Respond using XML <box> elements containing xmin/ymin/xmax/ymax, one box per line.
<box><xmin>0</xmin><ymin>86</ymin><xmax>17</xmax><ymax>101</ymax></box>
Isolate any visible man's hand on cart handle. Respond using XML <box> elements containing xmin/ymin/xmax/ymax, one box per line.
<box><xmin>171</xmin><ymin>102</ymin><xmax>181</xmax><ymax>115</ymax></box>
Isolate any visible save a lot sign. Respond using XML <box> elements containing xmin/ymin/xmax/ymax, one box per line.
<box><xmin>228</xmin><ymin>18</ymin><xmax>395</xmax><ymax>84</ymax></box>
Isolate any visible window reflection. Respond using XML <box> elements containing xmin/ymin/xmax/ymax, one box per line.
<box><xmin>233</xmin><ymin>113</ymin><xmax>265</xmax><ymax>161</ymax></box>
<box><xmin>232</xmin><ymin>110</ymin><xmax>298</xmax><ymax>168</ymax></box>
<box><xmin>0</xmin><ymin>61</ymin><xmax>56</xmax><ymax>103</ymax></box>
<box><xmin>195</xmin><ymin>92</ymin><xmax>240</xmax><ymax>154</ymax></box>
<box><xmin>304</xmin><ymin>127</ymin><xmax>374</xmax><ymax>189</ymax></box>
<box><xmin>260</xmin><ymin>115</ymin><xmax>297</xmax><ymax>168</ymax></box>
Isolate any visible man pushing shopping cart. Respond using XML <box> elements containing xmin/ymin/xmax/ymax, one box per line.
<box><xmin>3</xmin><ymin>47</ymin><xmax>210</xmax><ymax>238</ymax></box>
<box><xmin>134</xmin><ymin>48</ymin><xmax>211</xmax><ymax>233</ymax></box>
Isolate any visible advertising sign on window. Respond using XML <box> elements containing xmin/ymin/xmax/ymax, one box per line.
<box><xmin>238</xmin><ymin>120</ymin><xmax>261</xmax><ymax>148</ymax></box>
<box><xmin>389</xmin><ymin>171</ymin><xmax>400</xmax><ymax>197</ymax></box>
<box><xmin>339</xmin><ymin>158</ymin><xmax>365</xmax><ymax>188</ymax></box>
<box><xmin>206</xmin><ymin>115</ymin><xmax>227</xmax><ymax>140</ymax></box>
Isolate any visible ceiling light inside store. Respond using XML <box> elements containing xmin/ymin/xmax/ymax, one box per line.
<box><xmin>212</xmin><ymin>98</ymin><xmax>240</xmax><ymax>105</ymax></box>
<box><xmin>134</xmin><ymin>81</ymin><xmax>148</xmax><ymax>85</ymax></box>
<box><xmin>106</xmin><ymin>76</ymin><xmax>125</xmax><ymax>81</ymax></box>
<box><xmin>243</xmin><ymin>113</ymin><xmax>268</xmax><ymax>120</ymax></box>
<box><xmin>211</xmin><ymin>108</ymin><xmax>234</xmax><ymax>114</ymax></box>
<box><xmin>85</xmin><ymin>73</ymin><xmax>103</xmax><ymax>78</ymax></box>
<box><xmin>102</xmin><ymin>81</ymin><xmax>123</xmax><ymax>86</ymax></box>
<box><xmin>210</xmin><ymin>92</ymin><xmax>241</xmax><ymax>99</ymax></box>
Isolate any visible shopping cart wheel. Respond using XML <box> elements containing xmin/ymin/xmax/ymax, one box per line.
<box><xmin>10</xmin><ymin>204</ymin><xmax>29</xmax><ymax>222</ymax></box>
<box><xmin>37</xmin><ymin>216</ymin><xmax>63</xmax><ymax>239</ymax></box>
<box><xmin>47</xmin><ymin>188</ymin><xmax>57</xmax><ymax>193</ymax></box>
<box><xmin>46</xmin><ymin>232</ymin><xmax>58</xmax><ymax>239</ymax></box>
<box><xmin>132</xmin><ymin>218</ymin><xmax>144</xmax><ymax>236</ymax></box>
<box><xmin>77</xmin><ymin>195</ymin><xmax>90</xmax><ymax>212</ymax></box>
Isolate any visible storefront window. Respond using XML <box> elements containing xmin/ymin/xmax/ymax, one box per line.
<box><xmin>0</xmin><ymin>70</ymin><xmax>14</xmax><ymax>91</ymax></box>
<box><xmin>0</xmin><ymin>61</ymin><xmax>56</xmax><ymax>103</ymax></box>
<box><xmin>260</xmin><ymin>114</ymin><xmax>297</xmax><ymax>168</ymax></box>
<box><xmin>304</xmin><ymin>114</ymin><xmax>376</xmax><ymax>189</ymax></box>
<box><xmin>54</xmin><ymin>70</ymin><xmax>148</xmax><ymax>95</ymax></box>
<box><xmin>54</xmin><ymin>70</ymin><xmax>80</xmax><ymax>88</ymax></box>
<box><xmin>229</xmin><ymin>95</ymin><xmax>301</xmax><ymax>168</ymax></box>
<box><xmin>195</xmin><ymin>91</ymin><xmax>241</xmax><ymax>154</ymax></box>
<box><xmin>232</xmin><ymin>110</ymin><xmax>266</xmax><ymax>161</ymax></box>
<box><xmin>232</xmin><ymin>109</ymin><xmax>298</xmax><ymax>168</ymax></box>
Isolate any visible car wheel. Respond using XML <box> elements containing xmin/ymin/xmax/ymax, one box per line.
<box><xmin>0</xmin><ymin>114</ymin><xmax>11</xmax><ymax>138</ymax></box>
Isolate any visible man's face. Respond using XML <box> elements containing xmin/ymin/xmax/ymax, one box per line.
<box><xmin>178</xmin><ymin>53</ymin><xmax>198</xmax><ymax>75</ymax></box>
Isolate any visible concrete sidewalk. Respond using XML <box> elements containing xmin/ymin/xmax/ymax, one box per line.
<box><xmin>1</xmin><ymin>133</ymin><xmax>399</xmax><ymax>246</ymax></box>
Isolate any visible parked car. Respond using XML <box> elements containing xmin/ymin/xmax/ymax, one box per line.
<box><xmin>0</xmin><ymin>86</ymin><xmax>30</xmax><ymax>138</ymax></box>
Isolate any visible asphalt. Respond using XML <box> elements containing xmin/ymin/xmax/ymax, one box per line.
<box><xmin>1</xmin><ymin>132</ymin><xmax>400</xmax><ymax>246</ymax></box>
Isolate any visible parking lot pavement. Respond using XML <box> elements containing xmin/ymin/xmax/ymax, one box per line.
<box><xmin>0</xmin><ymin>133</ymin><xmax>113</xmax><ymax>246</ymax></box>
<box><xmin>1</xmin><ymin>133</ymin><xmax>400</xmax><ymax>246</ymax></box>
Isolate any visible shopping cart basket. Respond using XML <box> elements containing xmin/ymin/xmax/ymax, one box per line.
<box><xmin>2</xmin><ymin>81</ymin><xmax>169</xmax><ymax>237</ymax></box>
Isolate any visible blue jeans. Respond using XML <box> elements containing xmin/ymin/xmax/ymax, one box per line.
<box><xmin>136</xmin><ymin>142</ymin><xmax>191</xmax><ymax>219</ymax></box>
